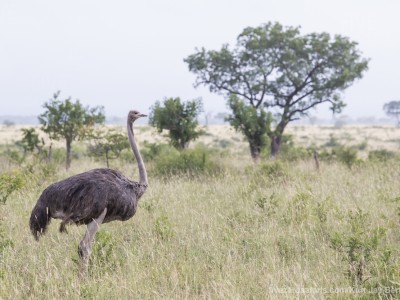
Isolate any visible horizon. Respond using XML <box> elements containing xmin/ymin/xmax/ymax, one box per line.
<box><xmin>0</xmin><ymin>113</ymin><xmax>395</xmax><ymax>126</ymax></box>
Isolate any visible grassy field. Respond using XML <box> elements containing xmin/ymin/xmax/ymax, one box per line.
<box><xmin>1</xmin><ymin>123</ymin><xmax>400</xmax><ymax>153</ymax></box>
<box><xmin>1</xmin><ymin>124</ymin><xmax>400</xmax><ymax>299</ymax></box>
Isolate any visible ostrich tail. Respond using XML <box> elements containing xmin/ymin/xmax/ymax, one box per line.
<box><xmin>29</xmin><ymin>202</ymin><xmax>51</xmax><ymax>240</ymax></box>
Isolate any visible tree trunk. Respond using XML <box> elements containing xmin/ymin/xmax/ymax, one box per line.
<box><xmin>66</xmin><ymin>139</ymin><xmax>72</xmax><ymax>170</ymax></box>
<box><xmin>47</xmin><ymin>143</ymin><xmax>53</xmax><ymax>163</ymax></box>
<box><xmin>179</xmin><ymin>139</ymin><xmax>189</xmax><ymax>149</ymax></box>
<box><xmin>105</xmin><ymin>150</ymin><xmax>109</xmax><ymax>168</ymax></box>
<box><xmin>313</xmin><ymin>149</ymin><xmax>320</xmax><ymax>171</ymax></box>
<box><xmin>249</xmin><ymin>143</ymin><xmax>261</xmax><ymax>163</ymax></box>
<box><xmin>270</xmin><ymin>119</ymin><xmax>288</xmax><ymax>159</ymax></box>
<box><xmin>270</xmin><ymin>136</ymin><xmax>282</xmax><ymax>158</ymax></box>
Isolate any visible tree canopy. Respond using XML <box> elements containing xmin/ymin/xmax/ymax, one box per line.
<box><xmin>88</xmin><ymin>128</ymin><xmax>130</xmax><ymax>168</ymax></box>
<box><xmin>38</xmin><ymin>91</ymin><xmax>105</xmax><ymax>169</ymax></box>
<box><xmin>17</xmin><ymin>128</ymin><xmax>44</xmax><ymax>155</ymax></box>
<box><xmin>383</xmin><ymin>101</ymin><xmax>400</xmax><ymax>126</ymax></box>
<box><xmin>185</xmin><ymin>22</ymin><xmax>369</xmax><ymax>159</ymax></box>
<box><xmin>149</xmin><ymin>97</ymin><xmax>203</xmax><ymax>149</ymax></box>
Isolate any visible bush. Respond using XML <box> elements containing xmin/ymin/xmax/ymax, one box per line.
<box><xmin>355</xmin><ymin>141</ymin><xmax>368</xmax><ymax>151</ymax></box>
<box><xmin>89</xmin><ymin>230</ymin><xmax>119</xmax><ymax>274</ymax></box>
<box><xmin>324</xmin><ymin>134</ymin><xmax>341</xmax><ymax>148</ymax></box>
<box><xmin>271</xmin><ymin>134</ymin><xmax>313</xmax><ymax>161</ymax></box>
<box><xmin>3</xmin><ymin>149</ymin><xmax>24</xmax><ymax>165</ymax></box>
<box><xmin>0</xmin><ymin>222</ymin><xmax>14</xmax><ymax>279</ymax></box>
<box><xmin>154</xmin><ymin>213</ymin><xmax>174</xmax><ymax>241</ymax></box>
<box><xmin>141</xmin><ymin>142</ymin><xmax>174</xmax><ymax>162</ymax></box>
<box><xmin>51</xmin><ymin>148</ymin><xmax>66</xmax><ymax>164</ymax></box>
<box><xmin>280</xmin><ymin>145</ymin><xmax>313</xmax><ymax>161</ymax></box>
<box><xmin>259</xmin><ymin>161</ymin><xmax>288</xmax><ymax>179</ymax></box>
<box><xmin>335</xmin><ymin>147</ymin><xmax>359</xmax><ymax>168</ymax></box>
<box><xmin>152</xmin><ymin>145</ymin><xmax>223</xmax><ymax>176</ymax></box>
<box><xmin>319</xmin><ymin>146</ymin><xmax>360</xmax><ymax>168</ymax></box>
<box><xmin>368</xmin><ymin>149</ymin><xmax>396</xmax><ymax>162</ymax></box>
<box><xmin>331</xmin><ymin>209</ymin><xmax>387</xmax><ymax>287</ymax></box>
<box><xmin>149</xmin><ymin>97</ymin><xmax>203</xmax><ymax>149</ymax></box>
<box><xmin>0</xmin><ymin>172</ymin><xmax>24</xmax><ymax>204</ymax></box>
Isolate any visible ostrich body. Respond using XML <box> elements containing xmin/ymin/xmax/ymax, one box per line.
<box><xmin>29</xmin><ymin>110</ymin><xmax>148</xmax><ymax>268</ymax></box>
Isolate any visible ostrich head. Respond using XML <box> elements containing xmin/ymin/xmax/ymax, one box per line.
<box><xmin>128</xmin><ymin>110</ymin><xmax>147</xmax><ymax>123</ymax></box>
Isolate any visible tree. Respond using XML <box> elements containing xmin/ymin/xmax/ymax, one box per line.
<box><xmin>38</xmin><ymin>91</ymin><xmax>105</xmax><ymax>170</ymax></box>
<box><xmin>88</xmin><ymin>128</ymin><xmax>130</xmax><ymax>168</ymax></box>
<box><xmin>185</xmin><ymin>22</ymin><xmax>369</xmax><ymax>159</ymax></box>
<box><xmin>3</xmin><ymin>120</ymin><xmax>15</xmax><ymax>127</ymax></box>
<box><xmin>149</xmin><ymin>97</ymin><xmax>203</xmax><ymax>149</ymax></box>
<box><xmin>16</xmin><ymin>128</ymin><xmax>44</xmax><ymax>155</ymax></box>
<box><xmin>226</xmin><ymin>94</ymin><xmax>272</xmax><ymax>162</ymax></box>
<box><xmin>383</xmin><ymin>101</ymin><xmax>400</xmax><ymax>126</ymax></box>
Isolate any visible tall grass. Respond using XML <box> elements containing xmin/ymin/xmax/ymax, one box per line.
<box><xmin>1</xmin><ymin>135</ymin><xmax>400</xmax><ymax>298</ymax></box>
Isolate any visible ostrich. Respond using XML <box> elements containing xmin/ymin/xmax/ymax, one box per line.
<box><xmin>29</xmin><ymin>110</ymin><xmax>148</xmax><ymax>270</ymax></box>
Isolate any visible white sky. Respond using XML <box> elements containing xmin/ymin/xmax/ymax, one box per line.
<box><xmin>1</xmin><ymin>0</ymin><xmax>399</xmax><ymax>120</ymax></box>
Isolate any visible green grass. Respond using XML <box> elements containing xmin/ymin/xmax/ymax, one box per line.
<box><xmin>1</xmin><ymin>137</ymin><xmax>400</xmax><ymax>298</ymax></box>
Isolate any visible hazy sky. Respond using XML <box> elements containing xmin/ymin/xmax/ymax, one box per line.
<box><xmin>1</xmin><ymin>0</ymin><xmax>399</xmax><ymax>120</ymax></box>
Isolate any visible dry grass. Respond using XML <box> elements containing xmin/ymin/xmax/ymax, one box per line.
<box><xmin>286</xmin><ymin>124</ymin><xmax>400</xmax><ymax>153</ymax></box>
<box><xmin>1</xmin><ymin>124</ymin><xmax>399</xmax><ymax>153</ymax></box>
<box><xmin>1</xmin><ymin>125</ymin><xmax>400</xmax><ymax>299</ymax></box>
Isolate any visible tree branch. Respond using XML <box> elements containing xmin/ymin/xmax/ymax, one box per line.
<box><xmin>288</xmin><ymin>98</ymin><xmax>333</xmax><ymax>120</ymax></box>
<box><xmin>285</xmin><ymin>62</ymin><xmax>323</xmax><ymax>100</ymax></box>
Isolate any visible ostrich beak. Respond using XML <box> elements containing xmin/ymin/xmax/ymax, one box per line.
<box><xmin>139</xmin><ymin>113</ymin><xmax>147</xmax><ymax>118</ymax></box>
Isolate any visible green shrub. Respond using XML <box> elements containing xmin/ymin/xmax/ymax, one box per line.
<box><xmin>0</xmin><ymin>223</ymin><xmax>13</xmax><ymax>280</ymax></box>
<box><xmin>154</xmin><ymin>213</ymin><xmax>174</xmax><ymax>241</ymax></box>
<box><xmin>355</xmin><ymin>140</ymin><xmax>368</xmax><ymax>151</ymax></box>
<box><xmin>141</xmin><ymin>142</ymin><xmax>174</xmax><ymax>161</ymax></box>
<box><xmin>284</xmin><ymin>190</ymin><xmax>313</xmax><ymax>225</ymax></box>
<box><xmin>259</xmin><ymin>161</ymin><xmax>288</xmax><ymax>179</ymax></box>
<box><xmin>335</xmin><ymin>146</ymin><xmax>359</xmax><ymax>168</ymax></box>
<box><xmin>331</xmin><ymin>209</ymin><xmax>387</xmax><ymax>287</ymax></box>
<box><xmin>51</xmin><ymin>148</ymin><xmax>66</xmax><ymax>164</ymax></box>
<box><xmin>35</xmin><ymin>162</ymin><xmax>59</xmax><ymax>180</ymax></box>
<box><xmin>255</xmin><ymin>193</ymin><xmax>279</xmax><ymax>216</ymax></box>
<box><xmin>276</xmin><ymin>238</ymin><xmax>296</xmax><ymax>262</ymax></box>
<box><xmin>152</xmin><ymin>146</ymin><xmax>222</xmax><ymax>176</ymax></box>
<box><xmin>280</xmin><ymin>145</ymin><xmax>313</xmax><ymax>161</ymax></box>
<box><xmin>368</xmin><ymin>149</ymin><xmax>396</xmax><ymax>162</ymax></box>
<box><xmin>320</xmin><ymin>146</ymin><xmax>360</xmax><ymax>168</ymax></box>
<box><xmin>0</xmin><ymin>172</ymin><xmax>24</xmax><ymax>204</ymax></box>
<box><xmin>149</xmin><ymin>97</ymin><xmax>203</xmax><ymax>149</ymax></box>
<box><xmin>90</xmin><ymin>230</ymin><xmax>119</xmax><ymax>274</ymax></box>
<box><xmin>0</xmin><ymin>223</ymin><xmax>14</xmax><ymax>252</ymax></box>
<box><xmin>3</xmin><ymin>149</ymin><xmax>24</xmax><ymax>164</ymax></box>
<box><xmin>324</xmin><ymin>134</ymin><xmax>341</xmax><ymax>148</ymax></box>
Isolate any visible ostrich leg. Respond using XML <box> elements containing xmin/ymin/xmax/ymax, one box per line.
<box><xmin>78</xmin><ymin>208</ymin><xmax>107</xmax><ymax>274</ymax></box>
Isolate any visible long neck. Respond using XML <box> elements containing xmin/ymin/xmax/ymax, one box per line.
<box><xmin>127</xmin><ymin>120</ymin><xmax>148</xmax><ymax>185</ymax></box>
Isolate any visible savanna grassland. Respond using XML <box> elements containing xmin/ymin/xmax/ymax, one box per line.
<box><xmin>1</xmin><ymin>124</ymin><xmax>400</xmax><ymax>299</ymax></box>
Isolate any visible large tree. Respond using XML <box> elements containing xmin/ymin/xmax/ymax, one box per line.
<box><xmin>39</xmin><ymin>91</ymin><xmax>105</xmax><ymax>170</ymax></box>
<box><xmin>383</xmin><ymin>101</ymin><xmax>400</xmax><ymax>126</ymax></box>
<box><xmin>185</xmin><ymin>22</ymin><xmax>369</xmax><ymax>159</ymax></box>
<box><xmin>149</xmin><ymin>97</ymin><xmax>203</xmax><ymax>149</ymax></box>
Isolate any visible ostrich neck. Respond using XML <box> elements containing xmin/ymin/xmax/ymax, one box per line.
<box><xmin>127</xmin><ymin>120</ymin><xmax>148</xmax><ymax>185</ymax></box>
